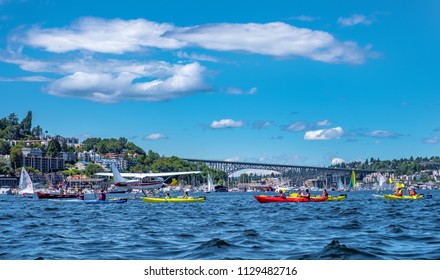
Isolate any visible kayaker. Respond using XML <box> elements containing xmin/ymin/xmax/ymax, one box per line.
<box><xmin>297</xmin><ymin>188</ymin><xmax>302</xmax><ymax>197</ymax></box>
<box><xmin>303</xmin><ymin>189</ymin><xmax>311</xmax><ymax>200</ymax></box>
<box><xmin>77</xmin><ymin>190</ymin><xmax>84</xmax><ymax>200</ymax></box>
<box><xmin>322</xmin><ymin>188</ymin><xmax>329</xmax><ymax>199</ymax></box>
<box><xmin>393</xmin><ymin>186</ymin><xmax>403</xmax><ymax>196</ymax></box>
<box><xmin>98</xmin><ymin>188</ymin><xmax>106</xmax><ymax>201</ymax></box>
<box><xmin>407</xmin><ymin>187</ymin><xmax>417</xmax><ymax>196</ymax></box>
<box><xmin>279</xmin><ymin>189</ymin><xmax>286</xmax><ymax>199</ymax></box>
<box><xmin>165</xmin><ymin>192</ymin><xmax>171</xmax><ymax>199</ymax></box>
<box><xmin>182</xmin><ymin>191</ymin><xmax>189</xmax><ymax>199</ymax></box>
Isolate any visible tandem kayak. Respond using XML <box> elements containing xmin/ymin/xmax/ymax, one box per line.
<box><xmin>254</xmin><ymin>195</ymin><xmax>327</xmax><ymax>203</ymax></box>
<box><xmin>383</xmin><ymin>194</ymin><xmax>429</xmax><ymax>200</ymax></box>
<box><xmin>36</xmin><ymin>192</ymin><xmax>78</xmax><ymax>199</ymax></box>
<box><xmin>141</xmin><ymin>196</ymin><xmax>206</xmax><ymax>203</ymax></box>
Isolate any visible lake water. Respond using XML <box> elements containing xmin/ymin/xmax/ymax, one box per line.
<box><xmin>1</xmin><ymin>190</ymin><xmax>440</xmax><ymax>260</ymax></box>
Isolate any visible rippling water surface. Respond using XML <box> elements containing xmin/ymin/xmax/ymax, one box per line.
<box><xmin>1</xmin><ymin>190</ymin><xmax>440</xmax><ymax>260</ymax></box>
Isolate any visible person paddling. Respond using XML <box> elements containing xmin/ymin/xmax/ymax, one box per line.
<box><xmin>279</xmin><ymin>189</ymin><xmax>286</xmax><ymax>199</ymax></box>
<box><xmin>322</xmin><ymin>188</ymin><xmax>329</xmax><ymax>199</ymax></box>
<box><xmin>407</xmin><ymin>187</ymin><xmax>417</xmax><ymax>196</ymax></box>
<box><xmin>77</xmin><ymin>189</ymin><xmax>84</xmax><ymax>200</ymax></box>
<box><xmin>394</xmin><ymin>186</ymin><xmax>403</xmax><ymax>196</ymax></box>
<box><xmin>98</xmin><ymin>188</ymin><xmax>106</xmax><ymax>201</ymax></box>
<box><xmin>303</xmin><ymin>189</ymin><xmax>311</xmax><ymax>201</ymax></box>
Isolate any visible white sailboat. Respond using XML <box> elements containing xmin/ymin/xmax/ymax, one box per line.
<box><xmin>206</xmin><ymin>174</ymin><xmax>214</xmax><ymax>193</ymax></box>
<box><xmin>18</xmin><ymin>167</ymin><xmax>34</xmax><ymax>197</ymax></box>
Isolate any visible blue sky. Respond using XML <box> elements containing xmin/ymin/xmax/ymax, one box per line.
<box><xmin>0</xmin><ymin>0</ymin><xmax>439</xmax><ymax>166</ymax></box>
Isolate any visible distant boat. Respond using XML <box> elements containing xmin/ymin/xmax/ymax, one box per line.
<box><xmin>205</xmin><ymin>174</ymin><xmax>214</xmax><ymax>193</ymax></box>
<box><xmin>18</xmin><ymin>167</ymin><xmax>34</xmax><ymax>197</ymax></box>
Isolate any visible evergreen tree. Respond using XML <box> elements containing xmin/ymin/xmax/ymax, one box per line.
<box><xmin>46</xmin><ymin>139</ymin><xmax>61</xmax><ymax>157</ymax></box>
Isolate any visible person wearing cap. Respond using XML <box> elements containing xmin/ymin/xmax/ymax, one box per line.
<box><xmin>393</xmin><ymin>185</ymin><xmax>403</xmax><ymax>196</ymax></box>
<box><xmin>407</xmin><ymin>187</ymin><xmax>417</xmax><ymax>196</ymax></box>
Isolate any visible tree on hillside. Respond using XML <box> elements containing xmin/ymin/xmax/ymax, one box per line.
<box><xmin>9</xmin><ymin>145</ymin><xmax>23</xmax><ymax>170</ymax></box>
<box><xmin>31</xmin><ymin>125</ymin><xmax>43</xmax><ymax>139</ymax></box>
<box><xmin>84</xmin><ymin>163</ymin><xmax>104</xmax><ymax>177</ymax></box>
<box><xmin>46</xmin><ymin>139</ymin><xmax>61</xmax><ymax>157</ymax></box>
<box><xmin>20</xmin><ymin>111</ymin><xmax>32</xmax><ymax>135</ymax></box>
<box><xmin>0</xmin><ymin>157</ymin><xmax>14</xmax><ymax>176</ymax></box>
<box><xmin>0</xmin><ymin>139</ymin><xmax>11</xmax><ymax>155</ymax></box>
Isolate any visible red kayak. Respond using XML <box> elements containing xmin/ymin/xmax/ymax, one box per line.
<box><xmin>36</xmin><ymin>192</ymin><xmax>78</xmax><ymax>199</ymax></box>
<box><xmin>254</xmin><ymin>195</ymin><xmax>327</xmax><ymax>203</ymax></box>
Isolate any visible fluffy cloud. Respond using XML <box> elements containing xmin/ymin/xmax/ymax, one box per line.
<box><xmin>21</xmin><ymin>17</ymin><xmax>183</xmax><ymax>54</ymax></box>
<box><xmin>338</xmin><ymin>14</ymin><xmax>374</xmax><ymax>27</ymax></box>
<box><xmin>210</xmin><ymin>119</ymin><xmax>245</xmax><ymax>128</ymax></box>
<box><xmin>304</xmin><ymin>127</ymin><xmax>344</xmax><ymax>140</ymax></box>
<box><xmin>171</xmin><ymin>22</ymin><xmax>367</xmax><ymax>64</ymax></box>
<box><xmin>46</xmin><ymin>62</ymin><xmax>208</xmax><ymax>103</ymax></box>
<box><xmin>18</xmin><ymin>17</ymin><xmax>369</xmax><ymax>64</ymax></box>
<box><xmin>144</xmin><ymin>133</ymin><xmax>167</xmax><ymax>140</ymax></box>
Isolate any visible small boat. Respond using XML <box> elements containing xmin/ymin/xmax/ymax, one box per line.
<box><xmin>36</xmin><ymin>192</ymin><xmax>78</xmax><ymax>199</ymax></box>
<box><xmin>254</xmin><ymin>195</ymin><xmax>326</xmax><ymax>203</ymax></box>
<box><xmin>18</xmin><ymin>167</ymin><xmax>34</xmax><ymax>197</ymax></box>
<box><xmin>383</xmin><ymin>194</ymin><xmax>429</xmax><ymax>200</ymax></box>
<box><xmin>141</xmin><ymin>196</ymin><xmax>206</xmax><ymax>203</ymax></box>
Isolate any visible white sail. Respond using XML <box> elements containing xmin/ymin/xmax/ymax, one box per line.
<box><xmin>207</xmin><ymin>174</ymin><xmax>214</xmax><ymax>192</ymax></box>
<box><xmin>378</xmin><ymin>174</ymin><xmax>386</xmax><ymax>188</ymax></box>
<box><xmin>337</xmin><ymin>178</ymin><xmax>344</xmax><ymax>190</ymax></box>
<box><xmin>18</xmin><ymin>167</ymin><xmax>34</xmax><ymax>194</ymax></box>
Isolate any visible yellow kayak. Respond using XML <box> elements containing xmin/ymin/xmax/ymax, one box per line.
<box><xmin>383</xmin><ymin>194</ymin><xmax>424</xmax><ymax>200</ymax></box>
<box><xmin>290</xmin><ymin>193</ymin><xmax>347</xmax><ymax>201</ymax></box>
<box><xmin>141</xmin><ymin>196</ymin><xmax>206</xmax><ymax>203</ymax></box>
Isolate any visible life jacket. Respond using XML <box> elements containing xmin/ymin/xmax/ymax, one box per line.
<box><xmin>395</xmin><ymin>189</ymin><xmax>403</xmax><ymax>196</ymax></box>
<box><xmin>99</xmin><ymin>192</ymin><xmax>106</xmax><ymax>200</ymax></box>
<box><xmin>78</xmin><ymin>193</ymin><xmax>84</xmax><ymax>200</ymax></box>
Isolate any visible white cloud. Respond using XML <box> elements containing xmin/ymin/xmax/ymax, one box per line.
<box><xmin>364</xmin><ymin>130</ymin><xmax>400</xmax><ymax>138</ymax></box>
<box><xmin>315</xmin><ymin>119</ymin><xmax>332</xmax><ymax>127</ymax></box>
<box><xmin>288</xmin><ymin>15</ymin><xmax>319</xmax><ymax>22</ymax></box>
<box><xmin>253</xmin><ymin>120</ymin><xmax>273</xmax><ymax>129</ymax></box>
<box><xmin>304</xmin><ymin>127</ymin><xmax>344</xmax><ymax>140</ymax></box>
<box><xmin>15</xmin><ymin>18</ymin><xmax>369</xmax><ymax>64</ymax></box>
<box><xmin>226</xmin><ymin>87</ymin><xmax>257</xmax><ymax>95</ymax></box>
<box><xmin>224</xmin><ymin>157</ymin><xmax>241</xmax><ymax>162</ymax></box>
<box><xmin>21</xmin><ymin>17</ymin><xmax>183</xmax><ymax>54</ymax></box>
<box><xmin>210</xmin><ymin>118</ymin><xmax>245</xmax><ymax>128</ymax></box>
<box><xmin>422</xmin><ymin>136</ymin><xmax>439</xmax><ymax>144</ymax></box>
<box><xmin>46</xmin><ymin>62</ymin><xmax>209</xmax><ymax>103</ymax></box>
<box><xmin>176</xmin><ymin>51</ymin><xmax>219</xmax><ymax>62</ymax></box>
<box><xmin>144</xmin><ymin>133</ymin><xmax>167</xmax><ymax>140</ymax></box>
<box><xmin>0</xmin><ymin>76</ymin><xmax>52</xmax><ymax>82</ymax></box>
<box><xmin>331</xmin><ymin>157</ymin><xmax>345</xmax><ymax>165</ymax></box>
<box><xmin>338</xmin><ymin>14</ymin><xmax>374</xmax><ymax>27</ymax></box>
<box><xmin>171</xmin><ymin>22</ymin><xmax>367</xmax><ymax>64</ymax></box>
<box><xmin>284</xmin><ymin>121</ymin><xmax>307</xmax><ymax>132</ymax></box>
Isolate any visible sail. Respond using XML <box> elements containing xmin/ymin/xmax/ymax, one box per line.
<box><xmin>378</xmin><ymin>174</ymin><xmax>386</xmax><ymax>187</ymax></box>
<box><xmin>351</xmin><ymin>170</ymin><xmax>356</xmax><ymax>190</ymax></box>
<box><xmin>337</xmin><ymin>178</ymin><xmax>344</xmax><ymax>190</ymax></box>
<box><xmin>18</xmin><ymin>167</ymin><xmax>34</xmax><ymax>194</ymax></box>
<box><xmin>207</xmin><ymin>174</ymin><xmax>214</xmax><ymax>192</ymax></box>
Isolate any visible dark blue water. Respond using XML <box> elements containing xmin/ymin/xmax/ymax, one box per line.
<box><xmin>1</xmin><ymin>190</ymin><xmax>440</xmax><ymax>260</ymax></box>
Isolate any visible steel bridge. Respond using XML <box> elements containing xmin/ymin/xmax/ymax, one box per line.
<box><xmin>182</xmin><ymin>158</ymin><xmax>376</xmax><ymax>179</ymax></box>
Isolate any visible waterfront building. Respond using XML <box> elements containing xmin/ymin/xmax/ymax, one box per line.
<box><xmin>22</xmin><ymin>155</ymin><xmax>65</xmax><ymax>173</ymax></box>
